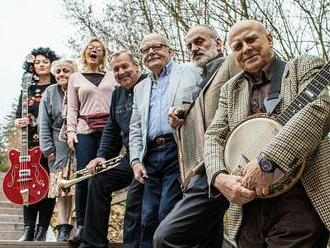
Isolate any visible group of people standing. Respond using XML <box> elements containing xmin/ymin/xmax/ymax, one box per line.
<box><xmin>13</xmin><ymin>18</ymin><xmax>329</xmax><ymax>248</ymax></box>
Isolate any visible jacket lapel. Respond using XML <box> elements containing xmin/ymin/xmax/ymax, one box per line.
<box><xmin>231</xmin><ymin>76</ymin><xmax>249</xmax><ymax>125</ymax></box>
<box><xmin>142</xmin><ymin>78</ymin><xmax>152</xmax><ymax>127</ymax></box>
<box><xmin>168</xmin><ymin>62</ymin><xmax>182</xmax><ymax>106</ymax></box>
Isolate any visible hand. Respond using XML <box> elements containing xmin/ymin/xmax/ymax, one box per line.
<box><xmin>132</xmin><ymin>162</ymin><xmax>148</xmax><ymax>184</ymax></box>
<box><xmin>168</xmin><ymin>107</ymin><xmax>185</xmax><ymax>128</ymax></box>
<box><xmin>14</xmin><ymin>118</ymin><xmax>29</xmax><ymax>128</ymax></box>
<box><xmin>86</xmin><ymin>157</ymin><xmax>106</xmax><ymax>174</ymax></box>
<box><xmin>47</xmin><ymin>153</ymin><xmax>56</xmax><ymax>163</ymax></box>
<box><xmin>241</xmin><ymin>160</ymin><xmax>274</xmax><ymax>197</ymax></box>
<box><xmin>213</xmin><ymin>173</ymin><xmax>255</xmax><ymax>205</ymax></box>
<box><xmin>67</xmin><ymin>132</ymin><xmax>78</xmax><ymax>150</ymax></box>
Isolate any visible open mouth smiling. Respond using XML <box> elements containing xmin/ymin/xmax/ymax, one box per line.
<box><xmin>89</xmin><ymin>54</ymin><xmax>98</xmax><ymax>59</ymax></box>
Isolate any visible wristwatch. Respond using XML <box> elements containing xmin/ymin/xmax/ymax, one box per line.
<box><xmin>257</xmin><ymin>154</ymin><xmax>276</xmax><ymax>173</ymax></box>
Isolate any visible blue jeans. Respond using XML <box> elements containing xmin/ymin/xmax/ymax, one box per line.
<box><xmin>140</xmin><ymin>141</ymin><xmax>182</xmax><ymax>248</ymax></box>
<box><xmin>75</xmin><ymin>132</ymin><xmax>102</xmax><ymax>227</ymax></box>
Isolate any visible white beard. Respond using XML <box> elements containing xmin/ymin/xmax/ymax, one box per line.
<box><xmin>193</xmin><ymin>42</ymin><xmax>219</xmax><ymax>68</ymax></box>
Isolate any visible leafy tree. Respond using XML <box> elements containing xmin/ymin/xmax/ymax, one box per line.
<box><xmin>0</xmin><ymin>101</ymin><xmax>20</xmax><ymax>172</ymax></box>
<box><xmin>61</xmin><ymin>0</ymin><xmax>329</xmax><ymax>63</ymax></box>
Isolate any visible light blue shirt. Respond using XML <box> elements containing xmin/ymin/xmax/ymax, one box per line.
<box><xmin>147</xmin><ymin>61</ymin><xmax>173</xmax><ymax>140</ymax></box>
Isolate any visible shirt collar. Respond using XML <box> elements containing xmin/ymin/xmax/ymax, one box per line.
<box><xmin>243</xmin><ymin>55</ymin><xmax>276</xmax><ymax>85</ymax></box>
<box><xmin>149</xmin><ymin>60</ymin><xmax>173</xmax><ymax>82</ymax></box>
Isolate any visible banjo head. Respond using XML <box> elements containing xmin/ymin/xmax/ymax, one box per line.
<box><xmin>224</xmin><ymin>117</ymin><xmax>285</xmax><ymax>188</ymax></box>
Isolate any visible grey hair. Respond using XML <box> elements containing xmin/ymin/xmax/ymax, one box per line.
<box><xmin>50</xmin><ymin>58</ymin><xmax>78</xmax><ymax>75</ymax></box>
<box><xmin>110</xmin><ymin>50</ymin><xmax>140</xmax><ymax>68</ymax></box>
<box><xmin>190</xmin><ymin>25</ymin><xmax>219</xmax><ymax>39</ymax></box>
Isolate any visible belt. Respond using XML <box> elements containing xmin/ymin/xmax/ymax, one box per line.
<box><xmin>148</xmin><ymin>134</ymin><xmax>175</xmax><ymax>147</ymax></box>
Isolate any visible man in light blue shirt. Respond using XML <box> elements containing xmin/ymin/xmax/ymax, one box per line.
<box><xmin>147</xmin><ymin>61</ymin><xmax>173</xmax><ymax>140</ymax></box>
<box><xmin>129</xmin><ymin>33</ymin><xmax>200</xmax><ymax>248</ymax></box>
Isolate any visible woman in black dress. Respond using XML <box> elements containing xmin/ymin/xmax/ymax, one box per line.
<box><xmin>14</xmin><ymin>47</ymin><xmax>59</xmax><ymax>241</ymax></box>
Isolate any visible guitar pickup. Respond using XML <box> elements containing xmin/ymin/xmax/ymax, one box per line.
<box><xmin>19</xmin><ymin>155</ymin><xmax>31</xmax><ymax>162</ymax></box>
<box><xmin>19</xmin><ymin>169</ymin><xmax>31</xmax><ymax>177</ymax></box>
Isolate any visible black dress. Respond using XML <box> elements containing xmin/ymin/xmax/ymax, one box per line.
<box><xmin>16</xmin><ymin>82</ymin><xmax>56</xmax><ymax>239</ymax></box>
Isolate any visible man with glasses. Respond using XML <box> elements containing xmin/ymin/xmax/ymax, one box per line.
<box><xmin>129</xmin><ymin>33</ymin><xmax>201</xmax><ymax>248</ymax></box>
<box><xmin>154</xmin><ymin>25</ymin><xmax>239</xmax><ymax>248</ymax></box>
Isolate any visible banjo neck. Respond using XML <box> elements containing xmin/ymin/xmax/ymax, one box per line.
<box><xmin>277</xmin><ymin>62</ymin><xmax>330</xmax><ymax>125</ymax></box>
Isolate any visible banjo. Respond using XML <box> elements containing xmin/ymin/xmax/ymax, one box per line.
<box><xmin>224</xmin><ymin>61</ymin><xmax>330</xmax><ymax>198</ymax></box>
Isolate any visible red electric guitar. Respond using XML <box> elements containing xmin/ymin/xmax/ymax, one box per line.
<box><xmin>3</xmin><ymin>71</ymin><xmax>49</xmax><ymax>205</ymax></box>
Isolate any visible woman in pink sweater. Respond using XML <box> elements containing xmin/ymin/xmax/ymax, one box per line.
<box><xmin>66</xmin><ymin>37</ymin><xmax>117</xmax><ymax>246</ymax></box>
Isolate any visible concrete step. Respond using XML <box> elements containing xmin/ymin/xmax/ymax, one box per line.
<box><xmin>0</xmin><ymin>230</ymin><xmax>22</xmax><ymax>240</ymax></box>
<box><xmin>0</xmin><ymin>207</ymin><xmax>22</xmax><ymax>215</ymax></box>
<box><xmin>0</xmin><ymin>201</ymin><xmax>21</xmax><ymax>209</ymax></box>
<box><xmin>0</xmin><ymin>214</ymin><xmax>23</xmax><ymax>223</ymax></box>
<box><xmin>0</xmin><ymin>222</ymin><xmax>23</xmax><ymax>231</ymax></box>
<box><xmin>0</xmin><ymin>241</ymin><xmax>123</xmax><ymax>247</ymax></box>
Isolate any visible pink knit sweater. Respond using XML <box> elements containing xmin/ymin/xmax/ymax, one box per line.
<box><xmin>67</xmin><ymin>71</ymin><xmax>118</xmax><ymax>134</ymax></box>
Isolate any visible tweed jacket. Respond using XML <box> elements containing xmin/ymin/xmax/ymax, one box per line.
<box><xmin>177</xmin><ymin>55</ymin><xmax>240</xmax><ymax>184</ymax></box>
<box><xmin>204</xmin><ymin>55</ymin><xmax>330</xmax><ymax>240</ymax></box>
<box><xmin>129</xmin><ymin>61</ymin><xmax>201</xmax><ymax>165</ymax></box>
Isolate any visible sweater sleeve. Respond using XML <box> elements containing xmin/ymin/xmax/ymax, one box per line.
<box><xmin>38</xmin><ymin>88</ymin><xmax>56</xmax><ymax>156</ymax></box>
<box><xmin>67</xmin><ymin>73</ymin><xmax>79</xmax><ymax>133</ymax></box>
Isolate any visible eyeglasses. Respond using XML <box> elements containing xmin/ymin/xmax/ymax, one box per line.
<box><xmin>87</xmin><ymin>45</ymin><xmax>104</xmax><ymax>53</ymax></box>
<box><xmin>55</xmin><ymin>68</ymin><xmax>72</xmax><ymax>74</ymax></box>
<box><xmin>140</xmin><ymin>44</ymin><xmax>169</xmax><ymax>55</ymax></box>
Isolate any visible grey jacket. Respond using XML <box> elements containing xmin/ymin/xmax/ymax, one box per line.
<box><xmin>38</xmin><ymin>84</ymin><xmax>70</xmax><ymax>172</ymax></box>
<box><xmin>129</xmin><ymin>61</ymin><xmax>201</xmax><ymax>165</ymax></box>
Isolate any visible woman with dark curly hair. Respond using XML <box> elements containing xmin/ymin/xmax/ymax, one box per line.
<box><xmin>14</xmin><ymin>47</ymin><xmax>59</xmax><ymax>241</ymax></box>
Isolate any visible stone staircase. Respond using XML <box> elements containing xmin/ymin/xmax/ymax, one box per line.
<box><xmin>0</xmin><ymin>172</ymin><xmax>238</xmax><ymax>248</ymax></box>
<box><xmin>0</xmin><ymin>173</ymin><xmax>24</xmax><ymax>241</ymax></box>
<box><xmin>0</xmin><ymin>172</ymin><xmax>123</xmax><ymax>247</ymax></box>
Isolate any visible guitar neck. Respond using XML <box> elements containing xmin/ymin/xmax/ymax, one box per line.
<box><xmin>277</xmin><ymin>62</ymin><xmax>330</xmax><ymax>125</ymax></box>
<box><xmin>20</xmin><ymin>82</ymin><xmax>29</xmax><ymax>156</ymax></box>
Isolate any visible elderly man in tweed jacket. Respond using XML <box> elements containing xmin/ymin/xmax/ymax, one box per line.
<box><xmin>205</xmin><ymin>19</ymin><xmax>330</xmax><ymax>247</ymax></box>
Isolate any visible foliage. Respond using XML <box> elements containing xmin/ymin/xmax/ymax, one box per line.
<box><xmin>60</xmin><ymin>0</ymin><xmax>330</xmax><ymax>64</ymax></box>
<box><xmin>0</xmin><ymin>101</ymin><xmax>20</xmax><ymax>172</ymax></box>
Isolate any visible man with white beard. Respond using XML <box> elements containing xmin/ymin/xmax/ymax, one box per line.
<box><xmin>153</xmin><ymin>25</ymin><xmax>239</xmax><ymax>248</ymax></box>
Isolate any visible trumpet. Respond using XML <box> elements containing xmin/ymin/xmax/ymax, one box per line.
<box><xmin>59</xmin><ymin>153</ymin><xmax>124</xmax><ymax>190</ymax></box>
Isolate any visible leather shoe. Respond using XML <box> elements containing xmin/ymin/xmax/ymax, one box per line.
<box><xmin>18</xmin><ymin>225</ymin><xmax>35</xmax><ymax>241</ymax></box>
<box><xmin>57</xmin><ymin>223</ymin><xmax>73</xmax><ymax>241</ymax></box>
<box><xmin>34</xmin><ymin>225</ymin><xmax>47</xmax><ymax>241</ymax></box>
<box><xmin>68</xmin><ymin>226</ymin><xmax>84</xmax><ymax>248</ymax></box>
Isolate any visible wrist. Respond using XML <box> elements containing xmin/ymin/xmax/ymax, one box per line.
<box><xmin>131</xmin><ymin>159</ymin><xmax>140</xmax><ymax>167</ymax></box>
<box><xmin>257</xmin><ymin>153</ymin><xmax>277</xmax><ymax>173</ymax></box>
<box><xmin>212</xmin><ymin>170</ymin><xmax>228</xmax><ymax>186</ymax></box>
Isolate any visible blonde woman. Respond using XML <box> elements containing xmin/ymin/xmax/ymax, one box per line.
<box><xmin>66</xmin><ymin>37</ymin><xmax>118</xmax><ymax>246</ymax></box>
<box><xmin>39</xmin><ymin>59</ymin><xmax>78</xmax><ymax>241</ymax></box>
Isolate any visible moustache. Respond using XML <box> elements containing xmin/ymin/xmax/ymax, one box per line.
<box><xmin>118</xmin><ymin>73</ymin><xmax>130</xmax><ymax>79</ymax></box>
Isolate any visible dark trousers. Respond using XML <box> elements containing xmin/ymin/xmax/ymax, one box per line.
<box><xmin>75</xmin><ymin>132</ymin><xmax>102</xmax><ymax>227</ymax></box>
<box><xmin>79</xmin><ymin>155</ymin><xmax>143</xmax><ymax>248</ymax></box>
<box><xmin>153</xmin><ymin>172</ymin><xmax>229</xmax><ymax>248</ymax></box>
<box><xmin>23</xmin><ymin>155</ymin><xmax>56</xmax><ymax>228</ymax></box>
<box><xmin>23</xmin><ymin>198</ymin><xmax>56</xmax><ymax>227</ymax></box>
<box><xmin>237</xmin><ymin>182</ymin><xmax>329</xmax><ymax>248</ymax></box>
<box><xmin>124</xmin><ymin>178</ymin><xmax>144</xmax><ymax>247</ymax></box>
<box><xmin>140</xmin><ymin>141</ymin><xmax>183</xmax><ymax>248</ymax></box>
